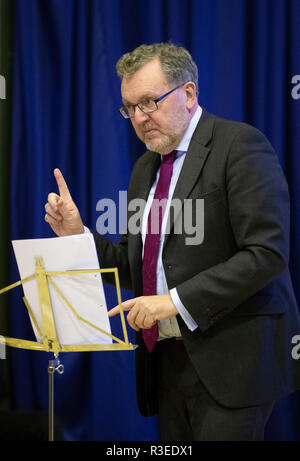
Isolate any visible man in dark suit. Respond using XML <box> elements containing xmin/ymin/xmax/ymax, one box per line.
<box><xmin>45</xmin><ymin>43</ymin><xmax>300</xmax><ymax>440</ymax></box>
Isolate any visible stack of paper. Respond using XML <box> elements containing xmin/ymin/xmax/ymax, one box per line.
<box><xmin>12</xmin><ymin>234</ymin><xmax>112</xmax><ymax>346</ymax></box>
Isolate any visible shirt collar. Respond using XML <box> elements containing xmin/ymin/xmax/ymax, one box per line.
<box><xmin>176</xmin><ymin>105</ymin><xmax>202</xmax><ymax>153</ymax></box>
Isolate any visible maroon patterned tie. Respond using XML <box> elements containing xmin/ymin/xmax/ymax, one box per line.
<box><xmin>142</xmin><ymin>150</ymin><xmax>177</xmax><ymax>352</ymax></box>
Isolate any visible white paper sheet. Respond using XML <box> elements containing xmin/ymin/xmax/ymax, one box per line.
<box><xmin>12</xmin><ymin>234</ymin><xmax>112</xmax><ymax>345</ymax></box>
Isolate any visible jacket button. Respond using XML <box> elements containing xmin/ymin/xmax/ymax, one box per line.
<box><xmin>167</xmin><ymin>265</ymin><xmax>172</xmax><ymax>269</ymax></box>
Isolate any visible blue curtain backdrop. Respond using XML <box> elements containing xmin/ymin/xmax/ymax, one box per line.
<box><xmin>9</xmin><ymin>0</ymin><xmax>300</xmax><ymax>441</ymax></box>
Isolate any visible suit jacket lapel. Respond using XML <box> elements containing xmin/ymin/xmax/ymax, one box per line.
<box><xmin>163</xmin><ymin>109</ymin><xmax>215</xmax><ymax>248</ymax></box>
<box><xmin>132</xmin><ymin>152</ymin><xmax>161</xmax><ymax>202</ymax></box>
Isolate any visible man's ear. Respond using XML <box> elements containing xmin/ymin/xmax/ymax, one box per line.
<box><xmin>184</xmin><ymin>82</ymin><xmax>197</xmax><ymax>109</ymax></box>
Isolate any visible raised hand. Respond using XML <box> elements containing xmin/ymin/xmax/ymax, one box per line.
<box><xmin>44</xmin><ymin>168</ymin><xmax>84</xmax><ymax>236</ymax></box>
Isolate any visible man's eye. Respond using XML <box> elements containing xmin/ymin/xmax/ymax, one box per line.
<box><xmin>142</xmin><ymin>99</ymin><xmax>153</xmax><ymax>107</ymax></box>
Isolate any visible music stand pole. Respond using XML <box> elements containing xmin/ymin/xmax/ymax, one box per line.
<box><xmin>48</xmin><ymin>354</ymin><xmax>64</xmax><ymax>441</ymax></box>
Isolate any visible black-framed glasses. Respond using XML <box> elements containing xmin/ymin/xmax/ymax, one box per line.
<box><xmin>119</xmin><ymin>84</ymin><xmax>184</xmax><ymax>119</ymax></box>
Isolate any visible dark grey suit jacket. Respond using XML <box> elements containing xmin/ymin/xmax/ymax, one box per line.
<box><xmin>93</xmin><ymin>109</ymin><xmax>300</xmax><ymax>416</ymax></box>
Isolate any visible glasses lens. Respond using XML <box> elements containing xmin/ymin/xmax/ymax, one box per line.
<box><xmin>139</xmin><ymin>100</ymin><xmax>157</xmax><ymax>113</ymax></box>
<box><xmin>119</xmin><ymin>99</ymin><xmax>158</xmax><ymax>118</ymax></box>
<box><xmin>119</xmin><ymin>107</ymin><xmax>130</xmax><ymax>118</ymax></box>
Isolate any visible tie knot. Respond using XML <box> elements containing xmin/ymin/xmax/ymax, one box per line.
<box><xmin>161</xmin><ymin>150</ymin><xmax>177</xmax><ymax>165</ymax></box>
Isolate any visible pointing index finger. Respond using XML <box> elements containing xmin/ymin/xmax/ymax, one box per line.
<box><xmin>54</xmin><ymin>168</ymin><xmax>72</xmax><ymax>200</ymax></box>
<box><xmin>108</xmin><ymin>298</ymin><xmax>136</xmax><ymax>317</ymax></box>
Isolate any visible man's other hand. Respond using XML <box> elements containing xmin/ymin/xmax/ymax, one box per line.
<box><xmin>108</xmin><ymin>294</ymin><xmax>178</xmax><ymax>331</ymax></box>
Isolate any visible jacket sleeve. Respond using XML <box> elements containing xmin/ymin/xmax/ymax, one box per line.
<box><xmin>176</xmin><ymin>125</ymin><xmax>290</xmax><ymax>332</ymax></box>
<box><xmin>92</xmin><ymin>231</ymin><xmax>132</xmax><ymax>291</ymax></box>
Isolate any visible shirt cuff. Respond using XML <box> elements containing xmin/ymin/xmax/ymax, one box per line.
<box><xmin>169</xmin><ymin>288</ymin><xmax>198</xmax><ymax>332</ymax></box>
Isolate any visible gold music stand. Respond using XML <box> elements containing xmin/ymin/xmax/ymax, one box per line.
<box><xmin>0</xmin><ymin>257</ymin><xmax>136</xmax><ymax>441</ymax></box>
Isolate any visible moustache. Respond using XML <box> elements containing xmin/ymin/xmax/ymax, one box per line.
<box><xmin>143</xmin><ymin>123</ymin><xmax>158</xmax><ymax>130</ymax></box>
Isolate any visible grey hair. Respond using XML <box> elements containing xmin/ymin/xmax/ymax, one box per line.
<box><xmin>116</xmin><ymin>42</ymin><xmax>199</xmax><ymax>96</ymax></box>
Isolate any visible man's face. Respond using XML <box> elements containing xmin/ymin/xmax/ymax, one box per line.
<box><xmin>121</xmin><ymin>58</ymin><xmax>193</xmax><ymax>155</ymax></box>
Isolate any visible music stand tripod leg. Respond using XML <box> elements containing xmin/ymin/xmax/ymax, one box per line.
<box><xmin>48</xmin><ymin>354</ymin><xmax>64</xmax><ymax>441</ymax></box>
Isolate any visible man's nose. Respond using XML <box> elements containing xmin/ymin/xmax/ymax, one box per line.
<box><xmin>133</xmin><ymin>106</ymin><xmax>151</xmax><ymax>124</ymax></box>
